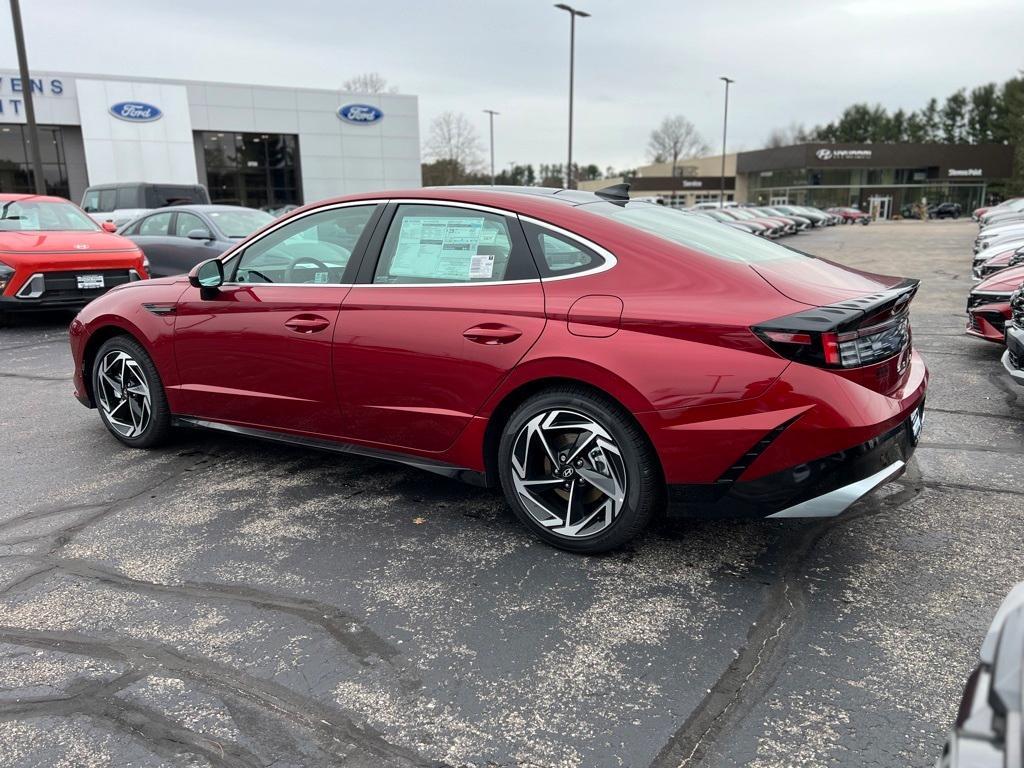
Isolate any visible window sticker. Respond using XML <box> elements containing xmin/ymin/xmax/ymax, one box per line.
<box><xmin>469</xmin><ymin>253</ymin><xmax>495</xmax><ymax>279</ymax></box>
<box><xmin>390</xmin><ymin>216</ymin><xmax>485</xmax><ymax>280</ymax></box>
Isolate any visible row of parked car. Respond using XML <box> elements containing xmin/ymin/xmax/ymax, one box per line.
<box><xmin>964</xmin><ymin>196</ymin><xmax>1024</xmax><ymax>387</ymax></box>
<box><xmin>689</xmin><ymin>203</ymin><xmax>867</xmax><ymax>238</ymax></box>
<box><xmin>0</xmin><ymin>184</ymin><xmax>286</xmax><ymax>324</ymax></box>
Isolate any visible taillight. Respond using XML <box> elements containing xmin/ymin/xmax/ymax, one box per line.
<box><xmin>754</xmin><ymin>286</ymin><xmax>916</xmax><ymax>369</ymax></box>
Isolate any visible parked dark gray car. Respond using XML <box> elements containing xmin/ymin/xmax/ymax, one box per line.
<box><xmin>119</xmin><ymin>205</ymin><xmax>275</xmax><ymax>277</ymax></box>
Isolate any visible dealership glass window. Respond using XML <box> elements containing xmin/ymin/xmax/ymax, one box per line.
<box><xmin>0</xmin><ymin>124</ymin><xmax>70</xmax><ymax>199</ymax></box>
<box><xmin>200</xmin><ymin>131</ymin><xmax>301</xmax><ymax>211</ymax></box>
<box><xmin>232</xmin><ymin>205</ymin><xmax>376</xmax><ymax>284</ymax></box>
<box><xmin>374</xmin><ymin>205</ymin><xmax>516</xmax><ymax>284</ymax></box>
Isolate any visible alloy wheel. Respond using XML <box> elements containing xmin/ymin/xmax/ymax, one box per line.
<box><xmin>96</xmin><ymin>350</ymin><xmax>152</xmax><ymax>438</ymax></box>
<box><xmin>510</xmin><ymin>409</ymin><xmax>627</xmax><ymax>538</ymax></box>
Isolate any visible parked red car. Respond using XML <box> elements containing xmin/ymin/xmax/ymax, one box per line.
<box><xmin>0</xmin><ymin>194</ymin><xmax>148</xmax><ymax>323</ymax></box>
<box><xmin>972</xmin><ymin>246</ymin><xmax>1024</xmax><ymax>281</ymax></box>
<box><xmin>827</xmin><ymin>207</ymin><xmax>871</xmax><ymax>225</ymax></box>
<box><xmin>69</xmin><ymin>187</ymin><xmax>927</xmax><ymax>553</ymax></box>
<box><xmin>966</xmin><ymin>264</ymin><xmax>1024</xmax><ymax>343</ymax></box>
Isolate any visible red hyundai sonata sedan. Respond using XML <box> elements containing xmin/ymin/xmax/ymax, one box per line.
<box><xmin>0</xmin><ymin>194</ymin><xmax>148</xmax><ymax>323</ymax></box>
<box><xmin>69</xmin><ymin>186</ymin><xmax>927</xmax><ymax>553</ymax></box>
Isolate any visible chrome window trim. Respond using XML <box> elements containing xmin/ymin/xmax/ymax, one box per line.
<box><xmin>516</xmin><ymin>214</ymin><xmax>618</xmax><ymax>282</ymax></box>
<box><xmin>212</xmin><ymin>197</ymin><xmax>618</xmax><ymax>289</ymax></box>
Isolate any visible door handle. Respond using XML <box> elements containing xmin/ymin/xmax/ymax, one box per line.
<box><xmin>463</xmin><ymin>324</ymin><xmax>523</xmax><ymax>345</ymax></box>
<box><xmin>284</xmin><ymin>314</ymin><xmax>331</xmax><ymax>334</ymax></box>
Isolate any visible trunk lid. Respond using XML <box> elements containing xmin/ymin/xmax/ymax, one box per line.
<box><xmin>751</xmin><ymin>254</ymin><xmax>909</xmax><ymax>306</ymax></box>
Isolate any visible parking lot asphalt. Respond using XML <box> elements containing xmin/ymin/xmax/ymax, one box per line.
<box><xmin>1</xmin><ymin>219</ymin><xmax>1022</xmax><ymax>768</ymax></box>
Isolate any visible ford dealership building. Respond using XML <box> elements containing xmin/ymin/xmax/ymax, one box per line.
<box><xmin>0</xmin><ymin>71</ymin><xmax>421</xmax><ymax>209</ymax></box>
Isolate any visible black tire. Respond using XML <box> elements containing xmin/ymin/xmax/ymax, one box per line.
<box><xmin>92</xmin><ymin>335</ymin><xmax>173</xmax><ymax>448</ymax></box>
<box><xmin>497</xmin><ymin>385</ymin><xmax>664</xmax><ymax>554</ymax></box>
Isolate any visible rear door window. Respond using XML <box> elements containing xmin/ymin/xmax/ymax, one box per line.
<box><xmin>138</xmin><ymin>212</ymin><xmax>173</xmax><ymax>236</ymax></box>
<box><xmin>174</xmin><ymin>212</ymin><xmax>207</xmax><ymax>238</ymax></box>
<box><xmin>372</xmin><ymin>204</ymin><xmax>531</xmax><ymax>284</ymax></box>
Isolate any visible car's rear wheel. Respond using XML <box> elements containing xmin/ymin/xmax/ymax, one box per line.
<box><xmin>497</xmin><ymin>386</ymin><xmax>663</xmax><ymax>554</ymax></box>
<box><xmin>92</xmin><ymin>336</ymin><xmax>172</xmax><ymax>448</ymax></box>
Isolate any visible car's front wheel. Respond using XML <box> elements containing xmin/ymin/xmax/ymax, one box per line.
<box><xmin>92</xmin><ymin>335</ymin><xmax>172</xmax><ymax>448</ymax></box>
<box><xmin>497</xmin><ymin>386</ymin><xmax>663</xmax><ymax>553</ymax></box>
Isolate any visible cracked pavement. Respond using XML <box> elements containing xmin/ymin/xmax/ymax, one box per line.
<box><xmin>1</xmin><ymin>219</ymin><xmax>1022</xmax><ymax>767</ymax></box>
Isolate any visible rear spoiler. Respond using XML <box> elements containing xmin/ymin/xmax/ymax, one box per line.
<box><xmin>756</xmin><ymin>279</ymin><xmax>919</xmax><ymax>336</ymax></box>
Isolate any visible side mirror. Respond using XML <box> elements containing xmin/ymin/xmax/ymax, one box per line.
<box><xmin>101</xmin><ymin>221</ymin><xmax>117</xmax><ymax>233</ymax></box>
<box><xmin>187</xmin><ymin>228</ymin><xmax>213</xmax><ymax>241</ymax></box>
<box><xmin>188</xmin><ymin>258</ymin><xmax>224</xmax><ymax>293</ymax></box>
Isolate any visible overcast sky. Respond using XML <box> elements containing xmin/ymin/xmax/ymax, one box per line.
<box><xmin>2</xmin><ymin>0</ymin><xmax>1022</xmax><ymax>172</ymax></box>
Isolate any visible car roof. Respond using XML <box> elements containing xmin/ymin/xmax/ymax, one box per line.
<box><xmin>144</xmin><ymin>204</ymin><xmax>263</xmax><ymax>214</ymax></box>
<box><xmin>288</xmin><ymin>186</ymin><xmax>623</xmax><ymax>222</ymax></box>
<box><xmin>0</xmin><ymin>193</ymin><xmax>71</xmax><ymax>204</ymax></box>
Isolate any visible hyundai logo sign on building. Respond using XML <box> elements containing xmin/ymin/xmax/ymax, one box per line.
<box><xmin>338</xmin><ymin>103</ymin><xmax>383</xmax><ymax>125</ymax></box>
<box><xmin>109</xmin><ymin>101</ymin><xmax>163</xmax><ymax>122</ymax></box>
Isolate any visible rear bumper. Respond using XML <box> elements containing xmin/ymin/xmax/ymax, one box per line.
<box><xmin>1003</xmin><ymin>324</ymin><xmax>1024</xmax><ymax>385</ymax></box>
<box><xmin>667</xmin><ymin>405</ymin><xmax>920</xmax><ymax>519</ymax></box>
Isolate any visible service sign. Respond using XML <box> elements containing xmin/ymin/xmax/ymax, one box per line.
<box><xmin>109</xmin><ymin>101</ymin><xmax>163</xmax><ymax>122</ymax></box>
<box><xmin>338</xmin><ymin>103</ymin><xmax>383</xmax><ymax>125</ymax></box>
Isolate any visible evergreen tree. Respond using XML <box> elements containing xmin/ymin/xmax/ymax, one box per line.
<box><xmin>940</xmin><ymin>90</ymin><xmax>969</xmax><ymax>143</ymax></box>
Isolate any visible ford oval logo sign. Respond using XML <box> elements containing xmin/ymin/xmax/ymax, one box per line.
<box><xmin>338</xmin><ymin>103</ymin><xmax>383</xmax><ymax>125</ymax></box>
<box><xmin>109</xmin><ymin>101</ymin><xmax>163</xmax><ymax>122</ymax></box>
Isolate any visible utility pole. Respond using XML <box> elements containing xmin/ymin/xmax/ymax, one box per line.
<box><xmin>483</xmin><ymin>109</ymin><xmax>499</xmax><ymax>186</ymax></box>
<box><xmin>555</xmin><ymin>4</ymin><xmax>590</xmax><ymax>189</ymax></box>
<box><xmin>9</xmin><ymin>0</ymin><xmax>45</xmax><ymax>194</ymax></box>
<box><xmin>718</xmin><ymin>76</ymin><xmax>734</xmax><ymax>209</ymax></box>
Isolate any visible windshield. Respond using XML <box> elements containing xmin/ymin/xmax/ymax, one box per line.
<box><xmin>208</xmin><ymin>209</ymin><xmax>275</xmax><ymax>238</ymax></box>
<box><xmin>584</xmin><ymin>201</ymin><xmax>803</xmax><ymax>264</ymax></box>
<box><xmin>0</xmin><ymin>200</ymin><xmax>99</xmax><ymax>232</ymax></box>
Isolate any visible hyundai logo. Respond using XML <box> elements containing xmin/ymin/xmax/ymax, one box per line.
<box><xmin>337</xmin><ymin>103</ymin><xmax>383</xmax><ymax>125</ymax></box>
<box><xmin>815</xmin><ymin>148</ymin><xmax>833</xmax><ymax>160</ymax></box>
<box><xmin>109</xmin><ymin>101</ymin><xmax>163</xmax><ymax>122</ymax></box>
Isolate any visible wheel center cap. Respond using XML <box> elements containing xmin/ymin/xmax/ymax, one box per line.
<box><xmin>560</xmin><ymin>467</ymin><xmax>574</xmax><ymax>478</ymax></box>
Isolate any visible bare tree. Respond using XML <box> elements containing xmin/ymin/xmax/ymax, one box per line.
<box><xmin>648</xmin><ymin>115</ymin><xmax>710</xmax><ymax>171</ymax></box>
<box><xmin>341</xmin><ymin>72</ymin><xmax>398</xmax><ymax>94</ymax></box>
<box><xmin>423</xmin><ymin>112</ymin><xmax>485</xmax><ymax>184</ymax></box>
<box><xmin>763</xmin><ymin>122</ymin><xmax>809</xmax><ymax>148</ymax></box>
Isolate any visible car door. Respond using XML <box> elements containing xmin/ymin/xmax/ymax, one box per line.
<box><xmin>172</xmin><ymin>202</ymin><xmax>384</xmax><ymax>437</ymax></box>
<box><xmin>169</xmin><ymin>211</ymin><xmax>224</xmax><ymax>275</ymax></box>
<box><xmin>334</xmin><ymin>201</ymin><xmax>546</xmax><ymax>453</ymax></box>
<box><xmin>130</xmin><ymin>212</ymin><xmax>176</xmax><ymax>276</ymax></box>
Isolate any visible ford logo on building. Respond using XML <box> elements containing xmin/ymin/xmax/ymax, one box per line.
<box><xmin>109</xmin><ymin>101</ymin><xmax>163</xmax><ymax>122</ymax></box>
<box><xmin>337</xmin><ymin>103</ymin><xmax>383</xmax><ymax>125</ymax></box>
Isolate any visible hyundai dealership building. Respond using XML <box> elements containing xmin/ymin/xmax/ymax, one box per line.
<box><xmin>0</xmin><ymin>70</ymin><xmax>421</xmax><ymax>208</ymax></box>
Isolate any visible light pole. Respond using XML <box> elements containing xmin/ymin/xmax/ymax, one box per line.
<box><xmin>554</xmin><ymin>3</ymin><xmax>589</xmax><ymax>189</ymax></box>
<box><xmin>8</xmin><ymin>0</ymin><xmax>45</xmax><ymax>195</ymax></box>
<box><xmin>483</xmin><ymin>109</ymin><xmax>499</xmax><ymax>186</ymax></box>
<box><xmin>718</xmin><ymin>76</ymin><xmax>734</xmax><ymax>209</ymax></box>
